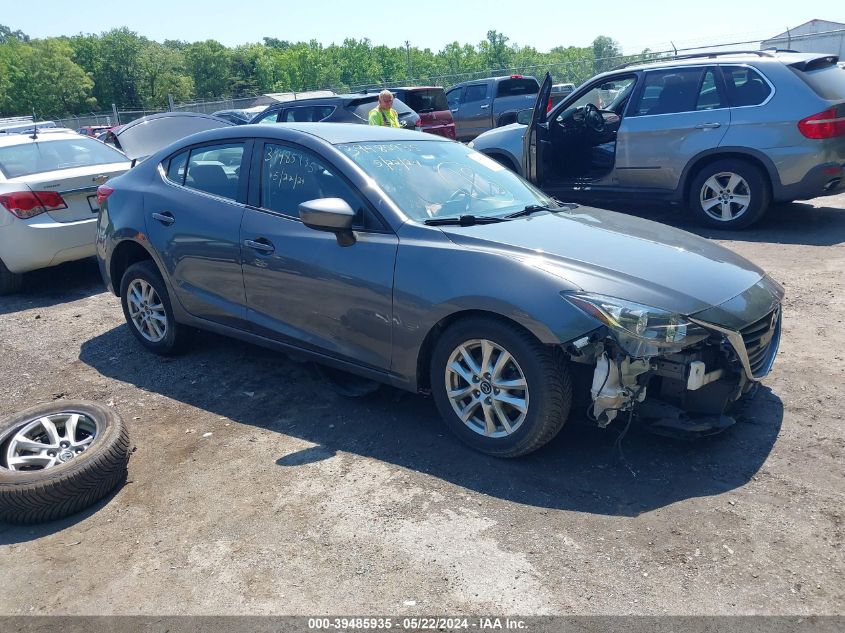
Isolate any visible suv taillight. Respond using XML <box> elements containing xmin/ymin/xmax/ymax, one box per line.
<box><xmin>0</xmin><ymin>191</ymin><xmax>67</xmax><ymax>220</ymax></box>
<box><xmin>97</xmin><ymin>185</ymin><xmax>115</xmax><ymax>206</ymax></box>
<box><xmin>798</xmin><ymin>107</ymin><xmax>845</xmax><ymax>139</ymax></box>
<box><xmin>546</xmin><ymin>98</ymin><xmax>553</xmax><ymax>113</ymax></box>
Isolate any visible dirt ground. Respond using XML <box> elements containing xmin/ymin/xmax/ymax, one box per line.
<box><xmin>0</xmin><ymin>194</ymin><xmax>843</xmax><ymax>616</ymax></box>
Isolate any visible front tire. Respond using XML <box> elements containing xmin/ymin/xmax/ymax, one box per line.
<box><xmin>688</xmin><ymin>159</ymin><xmax>770</xmax><ymax>229</ymax></box>
<box><xmin>0</xmin><ymin>257</ymin><xmax>22</xmax><ymax>295</ymax></box>
<box><xmin>120</xmin><ymin>261</ymin><xmax>186</xmax><ymax>355</ymax></box>
<box><xmin>430</xmin><ymin>318</ymin><xmax>571</xmax><ymax>457</ymax></box>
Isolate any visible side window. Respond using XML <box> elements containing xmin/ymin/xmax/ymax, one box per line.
<box><xmin>254</xmin><ymin>110</ymin><xmax>280</xmax><ymax>125</ymax></box>
<box><xmin>313</xmin><ymin>106</ymin><xmax>335</xmax><ymax>121</ymax></box>
<box><xmin>464</xmin><ymin>84</ymin><xmax>488</xmax><ymax>103</ymax></box>
<box><xmin>184</xmin><ymin>143</ymin><xmax>245</xmax><ymax>201</ymax></box>
<box><xmin>722</xmin><ymin>66</ymin><xmax>772</xmax><ymax>107</ymax></box>
<box><xmin>282</xmin><ymin>107</ymin><xmax>314</xmax><ymax>122</ymax></box>
<box><xmin>632</xmin><ymin>68</ymin><xmax>705</xmax><ymax>116</ymax></box>
<box><xmin>696</xmin><ymin>69</ymin><xmax>725</xmax><ymax>110</ymax></box>
<box><xmin>165</xmin><ymin>150</ymin><xmax>188</xmax><ymax>185</ymax></box>
<box><xmin>446</xmin><ymin>88</ymin><xmax>462</xmax><ymax>109</ymax></box>
<box><xmin>261</xmin><ymin>143</ymin><xmax>371</xmax><ymax>228</ymax></box>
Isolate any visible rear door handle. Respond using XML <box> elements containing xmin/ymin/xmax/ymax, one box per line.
<box><xmin>151</xmin><ymin>212</ymin><xmax>175</xmax><ymax>225</ymax></box>
<box><xmin>480</xmin><ymin>104</ymin><xmax>490</xmax><ymax>109</ymax></box>
<box><xmin>244</xmin><ymin>239</ymin><xmax>275</xmax><ymax>254</ymax></box>
<box><xmin>695</xmin><ymin>122</ymin><xmax>722</xmax><ymax>129</ymax></box>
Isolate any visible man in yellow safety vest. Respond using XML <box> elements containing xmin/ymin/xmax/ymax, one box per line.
<box><xmin>368</xmin><ymin>90</ymin><xmax>400</xmax><ymax>127</ymax></box>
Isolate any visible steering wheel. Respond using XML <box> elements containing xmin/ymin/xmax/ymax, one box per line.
<box><xmin>440</xmin><ymin>189</ymin><xmax>471</xmax><ymax>214</ymax></box>
<box><xmin>583</xmin><ymin>103</ymin><xmax>606</xmax><ymax>134</ymax></box>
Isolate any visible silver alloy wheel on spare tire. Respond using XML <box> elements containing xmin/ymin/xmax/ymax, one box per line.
<box><xmin>699</xmin><ymin>171</ymin><xmax>752</xmax><ymax>223</ymax></box>
<box><xmin>126</xmin><ymin>278</ymin><xmax>168</xmax><ymax>342</ymax></box>
<box><xmin>4</xmin><ymin>412</ymin><xmax>98</xmax><ymax>471</ymax></box>
<box><xmin>444</xmin><ymin>338</ymin><xmax>529</xmax><ymax>438</ymax></box>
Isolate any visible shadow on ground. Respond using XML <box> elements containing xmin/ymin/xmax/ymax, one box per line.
<box><xmin>76</xmin><ymin>325</ymin><xmax>783</xmax><ymax>518</ymax></box>
<box><xmin>603</xmin><ymin>199</ymin><xmax>845</xmax><ymax>246</ymax></box>
<box><xmin>0</xmin><ymin>258</ymin><xmax>105</xmax><ymax>316</ymax></box>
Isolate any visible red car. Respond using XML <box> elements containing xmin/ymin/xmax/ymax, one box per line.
<box><xmin>389</xmin><ymin>87</ymin><xmax>456</xmax><ymax>139</ymax></box>
<box><xmin>77</xmin><ymin>125</ymin><xmax>113</xmax><ymax>137</ymax></box>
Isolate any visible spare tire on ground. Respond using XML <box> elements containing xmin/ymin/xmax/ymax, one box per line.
<box><xmin>0</xmin><ymin>401</ymin><xmax>130</xmax><ymax>524</ymax></box>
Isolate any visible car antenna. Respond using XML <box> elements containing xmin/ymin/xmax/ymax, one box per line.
<box><xmin>30</xmin><ymin>108</ymin><xmax>38</xmax><ymax>140</ymax></box>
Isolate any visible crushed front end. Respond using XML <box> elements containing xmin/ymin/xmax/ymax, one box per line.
<box><xmin>563</xmin><ymin>276</ymin><xmax>784</xmax><ymax>436</ymax></box>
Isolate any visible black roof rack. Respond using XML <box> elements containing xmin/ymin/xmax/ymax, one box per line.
<box><xmin>613</xmin><ymin>49</ymin><xmax>774</xmax><ymax>70</ymax></box>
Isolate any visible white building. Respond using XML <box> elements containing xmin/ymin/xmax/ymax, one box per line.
<box><xmin>761</xmin><ymin>19</ymin><xmax>845</xmax><ymax>57</ymax></box>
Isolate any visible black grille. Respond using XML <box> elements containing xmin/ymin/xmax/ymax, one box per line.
<box><xmin>740</xmin><ymin>308</ymin><xmax>780</xmax><ymax>376</ymax></box>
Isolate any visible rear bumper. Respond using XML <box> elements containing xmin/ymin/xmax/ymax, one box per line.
<box><xmin>775</xmin><ymin>161</ymin><xmax>845</xmax><ymax>201</ymax></box>
<box><xmin>0</xmin><ymin>216</ymin><xmax>97</xmax><ymax>273</ymax></box>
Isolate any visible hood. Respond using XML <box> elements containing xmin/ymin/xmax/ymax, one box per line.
<box><xmin>438</xmin><ymin>206</ymin><xmax>766</xmax><ymax>316</ymax></box>
<box><xmin>114</xmin><ymin>112</ymin><xmax>233</xmax><ymax>160</ymax></box>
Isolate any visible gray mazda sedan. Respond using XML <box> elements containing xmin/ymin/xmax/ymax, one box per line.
<box><xmin>96</xmin><ymin>123</ymin><xmax>783</xmax><ymax>457</ymax></box>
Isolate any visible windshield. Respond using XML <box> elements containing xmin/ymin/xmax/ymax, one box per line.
<box><xmin>338</xmin><ymin>140</ymin><xmax>557</xmax><ymax>221</ymax></box>
<box><xmin>0</xmin><ymin>137</ymin><xmax>127</xmax><ymax>178</ymax></box>
<box><xmin>559</xmin><ymin>77</ymin><xmax>637</xmax><ymax>118</ymax></box>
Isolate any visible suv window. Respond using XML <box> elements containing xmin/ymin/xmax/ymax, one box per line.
<box><xmin>282</xmin><ymin>106</ymin><xmax>336</xmax><ymax>122</ymax></box>
<box><xmin>464</xmin><ymin>85</ymin><xmax>488</xmax><ymax>103</ymax></box>
<box><xmin>496</xmin><ymin>78</ymin><xmax>539</xmax><ymax>98</ymax></box>
<box><xmin>793</xmin><ymin>64</ymin><xmax>845</xmax><ymax>100</ymax></box>
<box><xmin>261</xmin><ymin>143</ymin><xmax>369</xmax><ymax>228</ymax></box>
<box><xmin>253</xmin><ymin>110</ymin><xmax>280</xmax><ymax>125</ymax></box>
<box><xmin>633</xmin><ymin>68</ymin><xmax>705</xmax><ymax>116</ymax></box>
<box><xmin>184</xmin><ymin>142</ymin><xmax>245</xmax><ymax>201</ymax></box>
<box><xmin>560</xmin><ymin>77</ymin><xmax>636</xmax><ymax>118</ymax></box>
<box><xmin>721</xmin><ymin>66</ymin><xmax>772</xmax><ymax>107</ymax></box>
<box><xmin>696</xmin><ymin>69</ymin><xmax>726</xmax><ymax>110</ymax></box>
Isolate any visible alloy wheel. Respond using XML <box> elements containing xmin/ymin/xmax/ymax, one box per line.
<box><xmin>126</xmin><ymin>279</ymin><xmax>168</xmax><ymax>343</ymax></box>
<box><xmin>700</xmin><ymin>171</ymin><xmax>752</xmax><ymax>222</ymax></box>
<box><xmin>444</xmin><ymin>338</ymin><xmax>529</xmax><ymax>438</ymax></box>
<box><xmin>3</xmin><ymin>412</ymin><xmax>98</xmax><ymax>471</ymax></box>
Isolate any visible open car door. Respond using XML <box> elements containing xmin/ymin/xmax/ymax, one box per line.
<box><xmin>523</xmin><ymin>72</ymin><xmax>553</xmax><ymax>185</ymax></box>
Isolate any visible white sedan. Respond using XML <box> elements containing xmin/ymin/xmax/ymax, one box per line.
<box><xmin>0</xmin><ymin>129</ymin><xmax>130</xmax><ymax>294</ymax></box>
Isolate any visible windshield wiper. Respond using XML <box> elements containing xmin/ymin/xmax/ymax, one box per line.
<box><xmin>504</xmin><ymin>204</ymin><xmax>561</xmax><ymax>219</ymax></box>
<box><xmin>424</xmin><ymin>215</ymin><xmax>507</xmax><ymax>226</ymax></box>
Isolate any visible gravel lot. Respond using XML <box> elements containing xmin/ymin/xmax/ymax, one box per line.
<box><xmin>0</xmin><ymin>195</ymin><xmax>843</xmax><ymax>616</ymax></box>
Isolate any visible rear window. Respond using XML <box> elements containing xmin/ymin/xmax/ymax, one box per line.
<box><xmin>0</xmin><ymin>137</ymin><xmax>127</xmax><ymax>179</ymax></box>
<box><xmin>721</xmin><ymin>66</ymin><xmax>772</xmax><ymax>107</ymax></box>
<box><xmin>400</xmin><ymin>89</ymin><xmax>448</xmax><ymax>113</ymax></box>
<box><xmin>791</xmin><ymin>64</ymin><xmax>845</xmax><ymax>100</ymax></box>
<box><xmin>496</xmin><ymin>78</ymin><xmax>540</xmax><ymax>98</ymax></box>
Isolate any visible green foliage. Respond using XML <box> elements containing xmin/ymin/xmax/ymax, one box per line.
<box><xmin>0</xmin><ymin>26</ymin><xmax>641</xmax><ymax>118</ymax></box>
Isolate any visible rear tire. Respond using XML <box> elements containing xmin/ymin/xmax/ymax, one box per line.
<box><xmin>688</xmin><ymin>159</ymin><xmax>770</xmax><ymax>229</ymax></box>
<box><xmin>0</xmin><ymin>258</ymin><xmax>22</xmax><ymax>295</ymax></box>
<box><xmin>120</xmin><ymin>261</ymin><xmax>187</xmax><ymax>355</ymax></box>
<box><xmin>430</xmin><ymin>317</ymin><xmax>571</xmax><ymax>457</ymax></box>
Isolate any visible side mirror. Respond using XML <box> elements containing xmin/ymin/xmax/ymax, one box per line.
<box><xmin>299</xmin><ymin>197</ymin><xmax>357</xmax><ymax>246</ymax></box>
<box><xmin>516</xmin><ymin>109</ymin><xmax>533</xmax><ymax>125</ymax></box>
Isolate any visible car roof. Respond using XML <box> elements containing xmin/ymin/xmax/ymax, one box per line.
<box><xmin>188</xmin><ymin>122</ymin><xmax>443</xmax><ymax>146</ymax></box>
<box><xmin>0</xmin><ymin>129</ymin><xmax>86</xmax><ymax>147</ymax></box>
<box><xmin>614</xmin><ymin>50</ymin><xmax>837</xmax><ymax>72</ymax></box>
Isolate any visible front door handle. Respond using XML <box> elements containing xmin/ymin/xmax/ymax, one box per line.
<box><xmin>151</xmin><ymin>212</ymin><xmax>175</xmax><ymax>225</ymax></box>
<box><xmin>694</xmin><ymin>122</ymin><xmax>722</xmax><ymax>129</ymax></box>
<box><xmin>480</xmin><ymin>104</ymin><xmax>490</xmax><ymax>109</ymax></box>
<box><xmin>244</xmin><ymin>239</ymin><xmax>275</xmax><ymax>254</ymax></box>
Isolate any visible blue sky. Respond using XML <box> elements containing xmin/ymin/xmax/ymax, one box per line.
<box><xmin>3</xmin><ymin>1</ymin><xmax>838</xmax><ymax>54</ymax></box>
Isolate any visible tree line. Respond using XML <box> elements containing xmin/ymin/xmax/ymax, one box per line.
<box><xmin>0</xmin><ymin>24</ymin><xmax>636</xmax><ymax>118</ymax></box>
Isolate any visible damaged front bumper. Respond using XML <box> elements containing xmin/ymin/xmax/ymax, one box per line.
<box><xmin>568</xmin><ymin>279</ymin><xmax>783</xmax><ymax>436</ymax></box>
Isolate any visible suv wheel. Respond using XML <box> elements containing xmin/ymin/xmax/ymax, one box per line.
<box><xmin>0</xmin><ymin>258</ymin><xmax>22</xmax><ymax>295</ymax></box>
<box><xmin>430</xmin><ymin>318</ymin><xmax>571</xmax><ymax>457</ymax></box>
<box><xmin>120</xmin><ymin>261</ymin><xmax>186</xmax><ymax>355</ymax></box>
<box><xmin>688</xmin><ymin>159</ymin><xmax>770</xmax><ymax>229</ymax></box>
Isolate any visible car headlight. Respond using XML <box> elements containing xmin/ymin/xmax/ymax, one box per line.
<box><xmin>565</xmin><ymin>293</ymin><xmax>710</xmax><ymax>357</ymax></box>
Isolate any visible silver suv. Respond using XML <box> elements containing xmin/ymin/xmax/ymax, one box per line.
<box><xmin>470</xmin><ymin>51</ymin><xmax>845</xmax><ymax>229</ymax></box>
